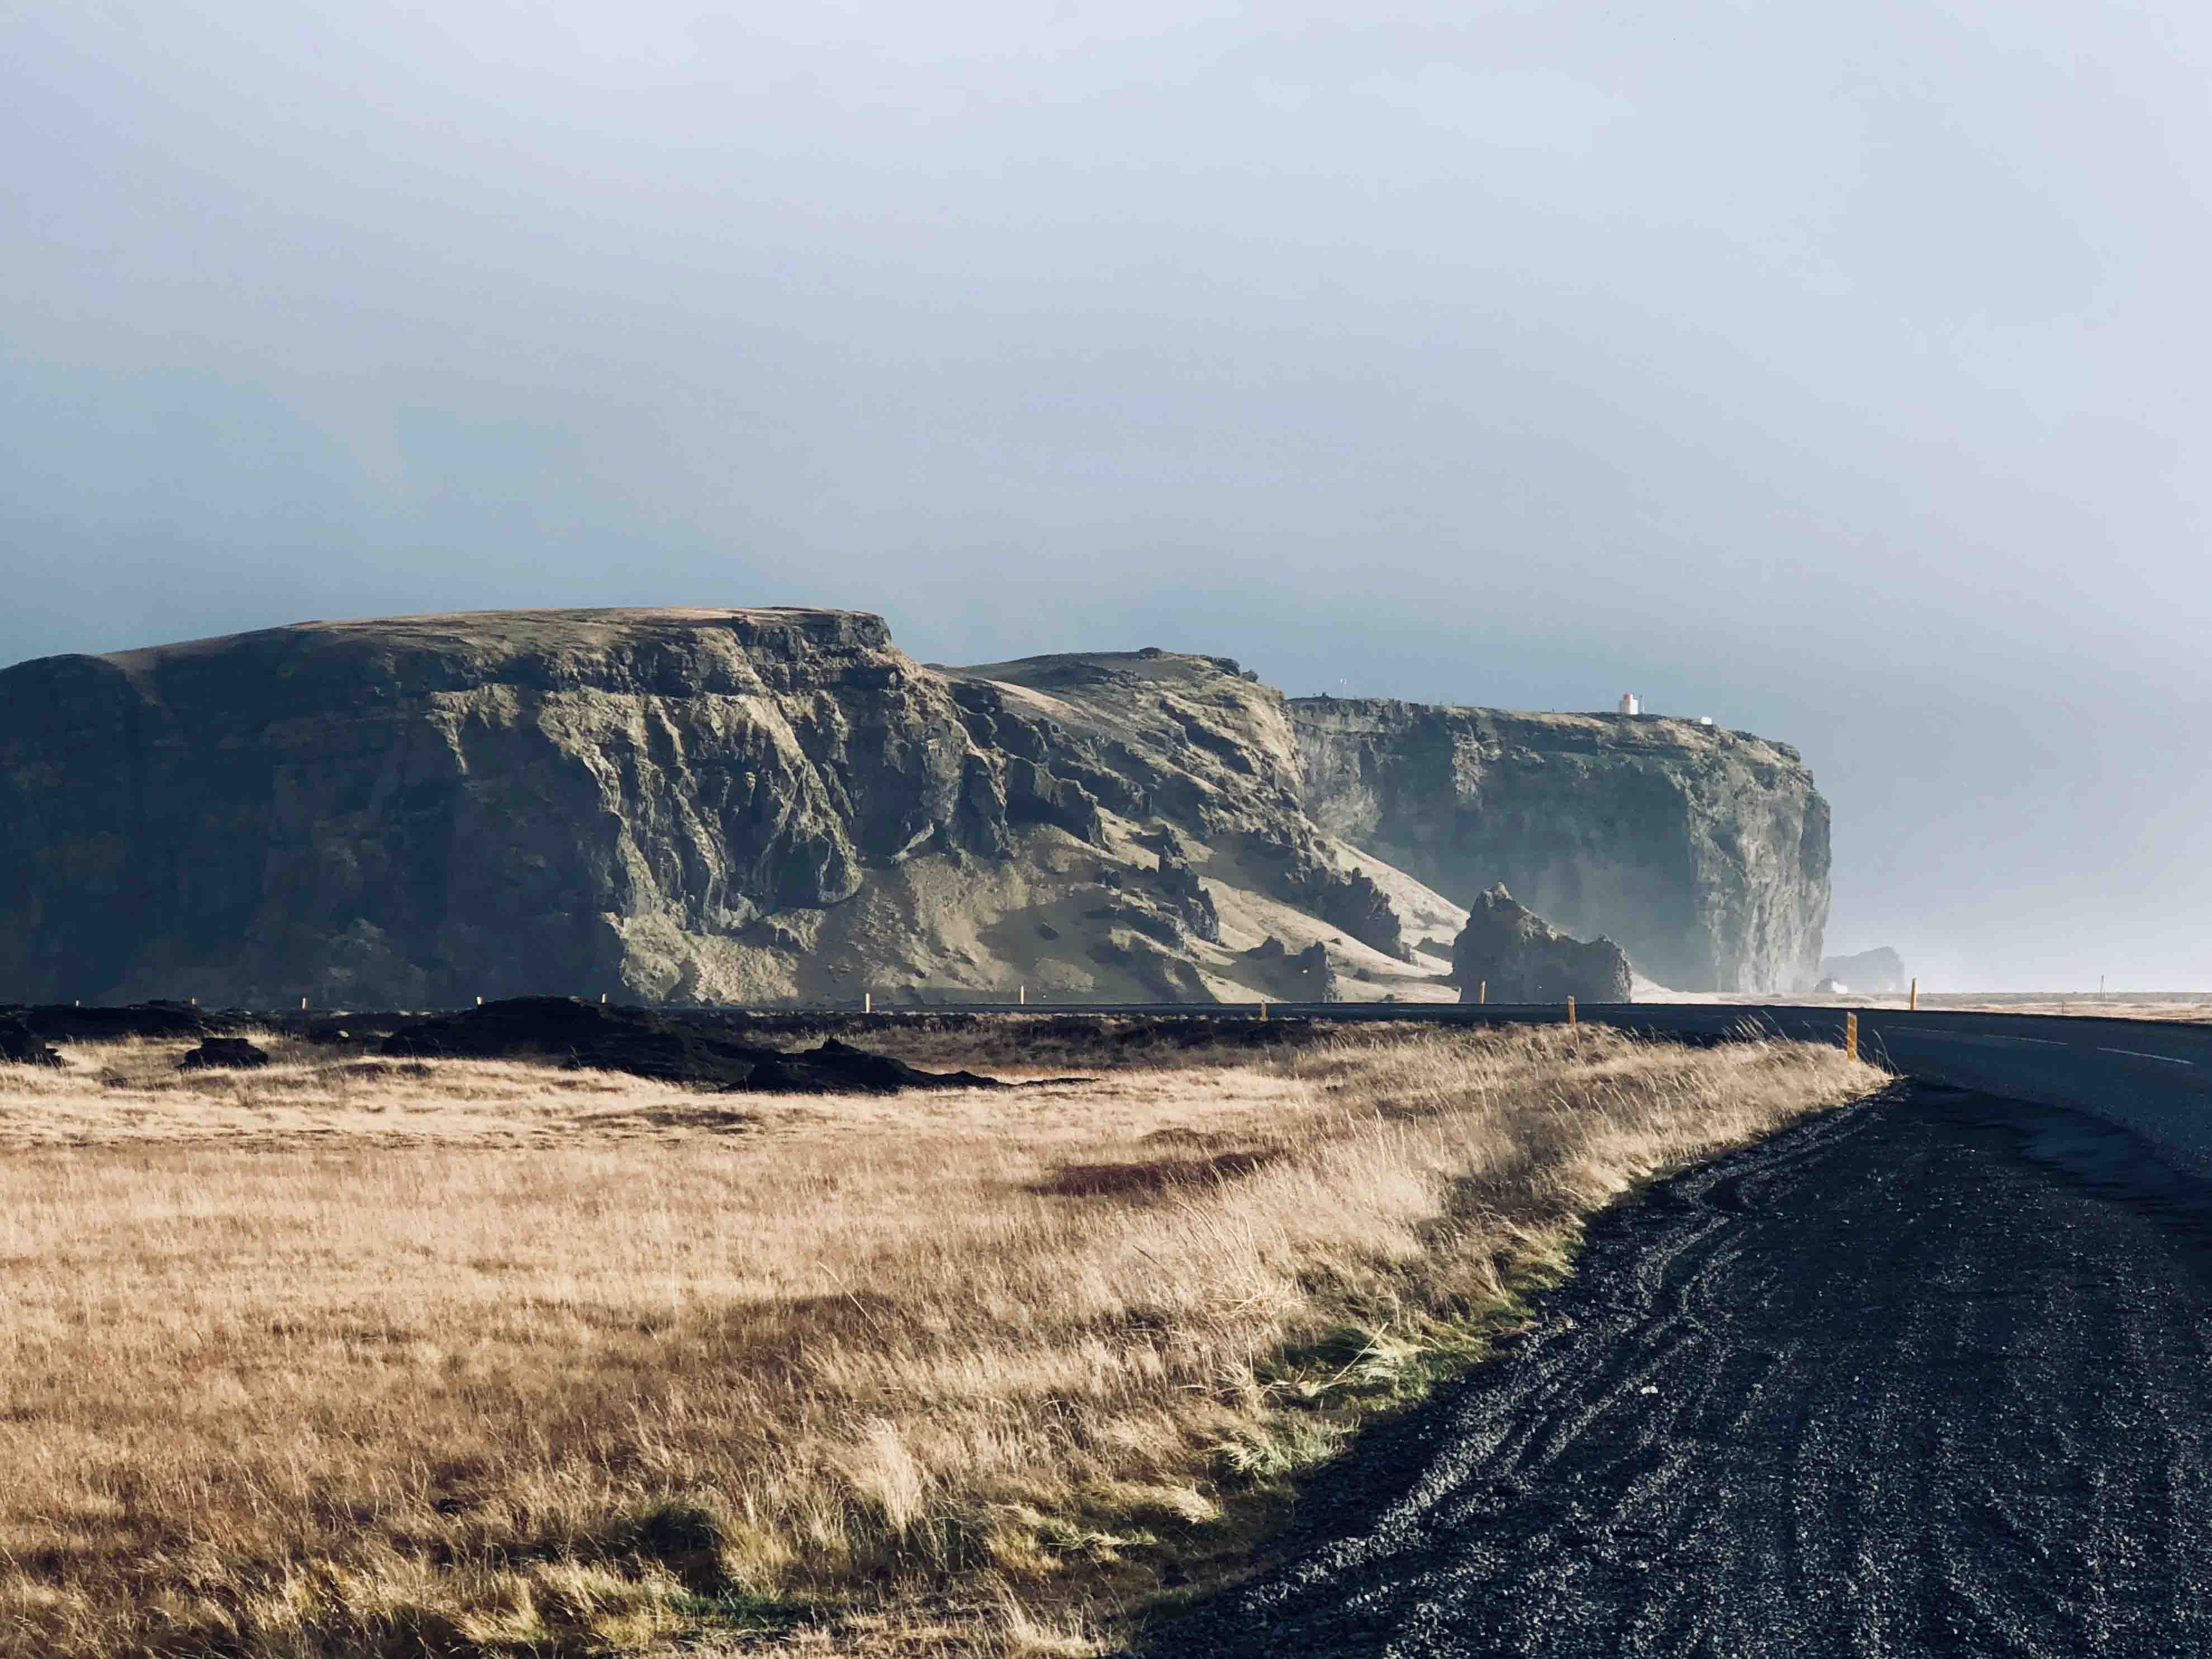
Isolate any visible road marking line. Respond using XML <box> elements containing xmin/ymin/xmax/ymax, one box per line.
<box><xmin>1985</xmin><ymin>1035</ymin><xmax>2066</xmax><ymax>1047</ymax></box>
<box><xmin>2097</xmin><ymin>1047</ymin><xmax>2195</xmax><ymax>1067</ymax></box>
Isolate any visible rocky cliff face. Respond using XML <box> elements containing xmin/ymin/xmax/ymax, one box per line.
<box><xmin>1</xmin><ymin>610</ymin><xmax>1830</xmax><ymax>1005</ymax></box>
<box><xmin>0</xmin><ymin>611</ymin><xmax>1461</xmax><ymax>1007</ymax></box>
<box><xmin>1292</xmin><ymin>700</ymin><xmax>1830</xmax><ymax>993</ymax></box>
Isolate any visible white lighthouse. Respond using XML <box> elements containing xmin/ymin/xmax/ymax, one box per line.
<box><xmin>1618</xmin><ymin>692</ymin><xmax>1641</xmax><ymax>716</ymax></box>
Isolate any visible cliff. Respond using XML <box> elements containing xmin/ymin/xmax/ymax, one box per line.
<box><xmin>0</xmin><ymin>611</ymin><xmax>1463</xmax><ymax>1007</ymax></box>
<box><xmin>1291</xmin><ymin>700</ymin><xmax>1830</xmax><ymax>993</ymax></box>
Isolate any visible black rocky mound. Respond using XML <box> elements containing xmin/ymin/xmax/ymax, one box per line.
<box><xmin>379</xmin><ymin>998</ymin><xmax>1004</xmax><ymax>1094</ymax></box>
<box><xmin>744</xmin><ymin>1037</ymin><xmax>1004</xmax><ymax>1095</ymax></box>
<box><xmin>3</xmin><ymin>1001</ymin><xmax>221</xmax><ymax>1042</ymax></box>
<box><xmin>178</xmin><ymin>1037</ymin><xmax>270</xmax><ymax>1071</ymax></box>
<box><xmin>0</xmin><ymin>1014</ymin><xmax>63</xmax><ymax>1067</ymax></box>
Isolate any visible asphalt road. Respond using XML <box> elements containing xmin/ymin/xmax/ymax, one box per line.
<box><xmin>1140</xmin><ymin>1081</ymin><xmax>2212</xmax><ymax>1657</ymax></box>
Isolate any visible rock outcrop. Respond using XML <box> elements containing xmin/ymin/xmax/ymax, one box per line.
<box><xmin>0</xmin><ymin>610</ymin><xmax>1456</xmax><ymax>1007</ymax></box>
<box><xmin>0</xmin><ymin>1014</ymin><xmax>61</xmax><ymax>1067</ymax></box>
<box><xmin>1819</xmin><ymin>947</ymin><xmax>1907</xmax><ymax>994</ymax></box>
<box><xmin>177</xmin><ymin>1037</ymin><xmax>270</xmax><ymax>1071</ymax></box>
<box><xmin>1292</xmin><ymin>700</ymin><xmax>1830</xmax><ymax>994</ymax></box>
<box><xmin>943</xmin><ymin>652</ymin><xmax>1411</xmax><ymax>961</ymax></box>
<box><xmin>1241</xmin><ymin>935</ymin><xmax>1339</xmax><ymax>1002</ymax></box>
<box><xmin>1451</xmin><ymin>885</ymin><xmax>1633</xmax><ymax>1005</ymax></box>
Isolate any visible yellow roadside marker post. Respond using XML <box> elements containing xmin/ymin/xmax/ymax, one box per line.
<box><xmin>1846</xmin><ymin>1011</ymin><xmax>1860</xmax><ymax>1062</ymax></box>
<box><xmin>1479</xmin><ymin>980</ymin><xmax>1487</xmax><ymax>1005</ymax></box>
<box><xmin>1909</xmin><ymin>977</ymin><xmax>1919</xmax><ymax>1011</ymax></box>
<box><xmin>864</xmin><ymin>991</ymin><xmax>872</xmax><ymax>1014</ymax></box>
<box><xmin>1567</xmin><ymin>996</ymin><xmax>1577</xmax><ymax>1029</ymax></box>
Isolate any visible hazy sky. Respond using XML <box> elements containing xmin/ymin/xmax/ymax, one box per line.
<box><xmin>6</xmin><ymin>2</ymin><xmax>2208</xmax><ymax>988</ymax></box>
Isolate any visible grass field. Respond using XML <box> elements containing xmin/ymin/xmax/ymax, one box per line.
<box><xmin>0</xmin><ymin>1018</ymin><xmax>1883</xmax><ymax>1656</ymax></box>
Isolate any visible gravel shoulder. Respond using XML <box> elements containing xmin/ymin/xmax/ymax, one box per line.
<box><xmin>1141</xmin><ymin>1083</ymin><xmax>2212</xmax><ymax>1657</ymax></box>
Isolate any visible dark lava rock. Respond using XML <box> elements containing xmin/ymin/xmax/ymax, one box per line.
<box><xmin>1152</xmin><ymin>851</ymin><xmax>1223</xmax><ymax>944</ymax></box>
<box><xmin>178</xmin><ymin>1037</ymin><xmax>271</xmax><ymax>1071</ymax></box>
<box><xmin>743</xmin><ymin>1038</ymin><xmax>1003</xmax><ymax>1095</ymax></box>
<box><xmin>381</xmin><ymin>997</ymin><xmax>1002</xmax><ymax>1094</ymax></box>
<box><xmin>1290</xmin><ymin>942</ymin><xmax>1339</xmax><ymax>1002</ymax></box>
<box><xmin>1237</xmin><ymin>935</ymin><xmax>1337</xmax><ymax>1002</ymax></box>
<box><xmin>11</xmin><ymin>1001</ymin><xmax>217</xmax><ymax>1041</ymax></box>
<box><xmin>0</xmin><ymin>1014</ymin><xmax>62</xmax><ymax>1067</ymax></box>
<box><xmin>383</xmin><ymin>997</ymin><xmax>782</xmax><ymax>1087</ymax></box>
<box><xmin>1452</xmin><ymin>883</ymin><xmax>1634</xmax><ymax>1005</ymax></box>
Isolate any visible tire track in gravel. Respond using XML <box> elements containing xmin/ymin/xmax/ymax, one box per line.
<box><xmin>1140</xmin><ymin>1083</ymin><xmax>2212</xmax><ymax>1657</ymax></box>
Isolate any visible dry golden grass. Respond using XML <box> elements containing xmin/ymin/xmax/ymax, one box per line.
<box><xmin>0</xmin><ymin>1020</ymin><xmax>1883</xmax><ymax>1657</ymax></box>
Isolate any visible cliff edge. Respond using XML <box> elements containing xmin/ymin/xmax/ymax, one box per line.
<box><xmin>1291</xmin><ymin>699</ymin><xmax>1830</xmax><ymax>993</ymax></box>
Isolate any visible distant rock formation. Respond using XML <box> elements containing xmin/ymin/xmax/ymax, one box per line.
<box><xmin>1819</xmin><ymin>947</ymin><xmax>1907</xmax><ymax>994</ymax></box>
<box><xmin>1451</xmin><ymin>885</ymin><xmax>1634</xmax><ymax>1005</ymax></box>
<box><xmin>0</xmin><ymin>610</ymin><xmax>1447</xmax><ymax>1007</ymax></box>
<box><xmin>1242</xmin><ymin>935</ymin><xmax>1338</xmax><ymax>1002</ymax></box>
<box><xmin>1292</xmin><ymin>699</ymin><xmax>1830</xmax><ymax>994</ymax></box>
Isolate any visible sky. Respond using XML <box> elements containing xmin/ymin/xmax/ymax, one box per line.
<box><xmin>4</xmin><ymin>1</ymin><xmax>2208</xmax><ymax>989</ymax></box>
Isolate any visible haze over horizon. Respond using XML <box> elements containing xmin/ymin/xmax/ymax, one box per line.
<box><xmin>6</xmin><ymin>2</ymin><xmax>2208</xmax><ymax>990</ymax></box>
